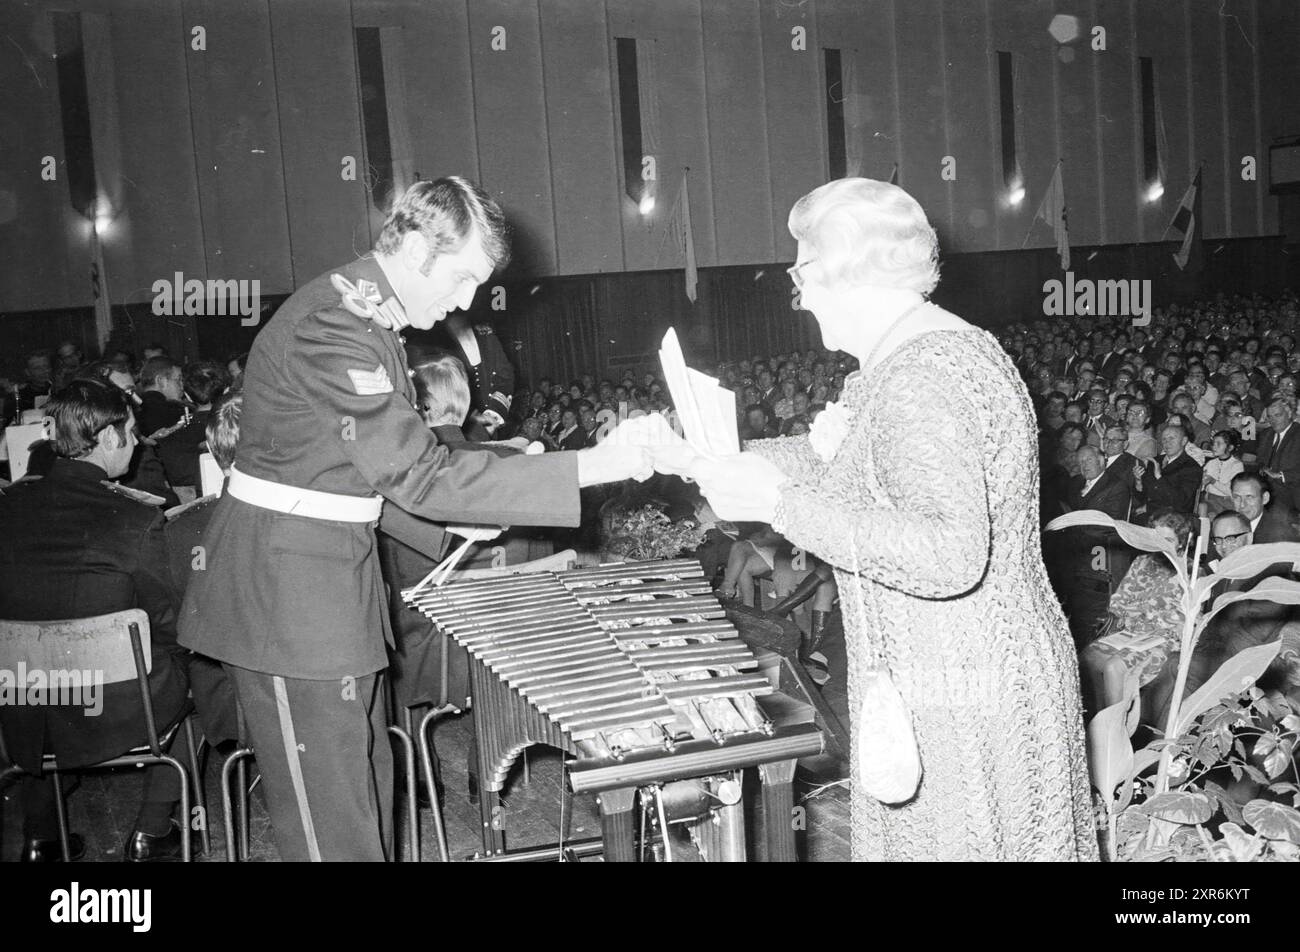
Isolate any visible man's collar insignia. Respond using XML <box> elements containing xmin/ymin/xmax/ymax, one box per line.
<box><xmin>331</xmin><ymin>273</ymin><xmax>407</xmax><ymax>330</ymax></box>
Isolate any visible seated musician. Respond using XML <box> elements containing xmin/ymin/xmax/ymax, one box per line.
<box><xmin>0</xmin><ymin>381</ymin><xmax>193</xmax><ymax>861</ymax></box>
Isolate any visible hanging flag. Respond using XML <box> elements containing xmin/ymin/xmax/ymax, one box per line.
<box><xmin>1032</xmin><ymin>161</ymin><xmax>1070</xmax><ymax>270</ymax></box>
<box><xmin>887</xmin><ymin>162</ymin><xmax>899</xmax><ymax>185</ymax></box>
<box><xmin>1169</xmin><ymin>167</ymin><xmax>1204</xmax><ymax>272</ymax></box>
<box><xmin>680</xmin><ymin>171</ymin><xmax>697</xmax><ymax>303</ymax></box>
<box><xmin>89</xmin><ymin>222</ymin><xmax>112</xmax><ymax>351</ymax></box>
<box><xmin>656</xmin><ymin>171</ymin><xmax>698</xmax><ymax>304</ymax></box>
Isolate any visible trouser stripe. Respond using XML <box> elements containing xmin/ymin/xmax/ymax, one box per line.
<box><xmin>273</xmin><ymin>675</ymin><xmax>322</xmax><ymax>862</ymax></box>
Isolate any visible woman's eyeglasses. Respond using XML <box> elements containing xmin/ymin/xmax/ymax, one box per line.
<box><xmin>787</xmin><ymin>258</ymin><xmax>818</xmax><ymax>290</ymax></box>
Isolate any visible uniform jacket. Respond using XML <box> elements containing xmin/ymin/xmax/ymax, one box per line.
<box><xmin>179</xmin><ymin>255</ymin><xmax>581</xmax><ymax>679</ymax></box>
<box><xmin>0</xmin><ymin>459</ymin><xmax>188</xmax><ymax>770</ymax></box>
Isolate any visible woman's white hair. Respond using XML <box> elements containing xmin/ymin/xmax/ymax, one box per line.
<box><xmin>787</xmin><ymin>178</ymin><xmax>940</xmax><ymax>295</ymax></box>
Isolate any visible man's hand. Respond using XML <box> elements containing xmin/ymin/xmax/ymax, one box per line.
<box><xmin>576</xmin><ymin>440</ymin><xmax>652</xmax><ymax>487</ymax></box>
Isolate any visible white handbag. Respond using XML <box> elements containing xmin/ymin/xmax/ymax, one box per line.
<box><xmin>850</xmin><ymin>543</ymin><xmax>922</xmax><ymax>804</ymax></box>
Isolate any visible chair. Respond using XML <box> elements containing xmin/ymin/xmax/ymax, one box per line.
<box><xmin>198</xmin><ymin>452</ymin><xmax>223</xmax><ymax>498</ymax></box>
<box><xmin>220</xmin><ymin>702</ymin><xmax>418</xmax><ymax>862</ymax></box>
<box><xmin>0</xmin><ymin>609</ymin><xmax>206</xmax><ymax>862</ymax></box>
<box><xmin>3</xmin><ymin>423</ymin><xmax>47</xmax><ymax>481</ymax></box>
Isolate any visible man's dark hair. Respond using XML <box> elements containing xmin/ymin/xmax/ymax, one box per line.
<box><xmin>374</xmin><ymin>176</ymin><xmax>511</xmax><ymax>270</ymax></box>
<box><xmin>1230</xmin><ymin>471</ymin><xmax>1267</xmax><ymax>495</ymax></box>
<box><xmin>745</xmin><ymin>403</ymin><xmax>769</xmax><ymax>421</ymax></box>
<box><xmin>47</xmin><ymin>380</ymin><xmax>131</xmax><ymax>459</ymax></box>
<box><xmin>184</xmin><ymin>360</ymin><xmax>230</xmax><ymax>406</ymax></box>
<box><xmin>140</xmin><ymin>356</ymin><xmax>180</xmax><ymax>390</ymax></box>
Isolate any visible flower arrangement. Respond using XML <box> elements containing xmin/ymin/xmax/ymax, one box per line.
<box><xmin>601</xmin><ymin>502</ymin><xmax>709</xmax><ymax>563</ymax></box>
<box><xmin>1046</xmin><ymin>510</ymin><xmax>1300</xmax><ymax>861</ymax></box>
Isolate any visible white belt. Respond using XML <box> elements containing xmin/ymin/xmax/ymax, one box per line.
<box><xmin>227</xmin><ymin>465</ymin><xmax>382</xmax><ymax>522</ymax></box>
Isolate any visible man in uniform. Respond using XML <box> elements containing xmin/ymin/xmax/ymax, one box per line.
<box><xmin>179</xmin><ymin>177</ymin><xmax>652</xmax><ymax>861</ymax></box>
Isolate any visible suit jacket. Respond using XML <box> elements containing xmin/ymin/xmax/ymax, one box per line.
<box><xmin>0</xmin><ymin>459</ymin><xmax>188</xmax><ymax>770</ymax></box>
<box><xmin>179</xmin><ymin>255</ymin><xmax>582</xmax><ymax>679</ymax></box>
<box><xmin>1096</xmin><ymin>352</ymin><xmax>1124</xmax><ymax>383</ymax></box>
<box><xmin>1255</xmin><ymin>424</ymin><xmax>1300</xmax><ymax>510</ymax></box>
<box><xmin>1069</xmin><ymin>463</ymin><xmax>1135</xmax><ymax>521</ymax></box>
<box><xmin>1141</xmin><ymin>451</ymin><xmax>1202</xmax><ymax>515</ymax></box>
<box><xmin>1252</xmin><ymin>504</ymin><xmax>1300</xmax><ymax>544</ymax></box>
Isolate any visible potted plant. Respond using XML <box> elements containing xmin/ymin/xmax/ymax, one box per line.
<box><xmin>1046</xmin><ymin>510</ymin><xmax>1300</xmax><ymax>861</ymax></box>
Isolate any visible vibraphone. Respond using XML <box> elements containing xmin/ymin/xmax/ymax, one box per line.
<box><xmin>403</xmin><ymin>558</ymin><xmax>826</xmax><ymax>861</ymax></box>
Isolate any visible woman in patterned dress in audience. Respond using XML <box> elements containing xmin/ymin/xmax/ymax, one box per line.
<box><xmin>662</xmin><ymin>178</ymin><xmax>1098</xmax><ymax>861</ymax></box>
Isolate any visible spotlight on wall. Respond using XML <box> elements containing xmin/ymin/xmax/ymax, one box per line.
<box><xmin>1145</xmin><ymin>181</ymin><xmax>1165</xmax><ymax>203</ymax></box>
<box><xmin>90</xmin><ymin>194</ymin><xmax>115</xmax><ymax>236</ymax></box>
<box><xmin>1007</xmin><ymin>185</ymin><xmax>1025</xmax><ymax>206</ymax></box>
<box><xmin>638</xmin><ymin>194</ymin><xmax>655</xmax><ymax>215</ymax></box>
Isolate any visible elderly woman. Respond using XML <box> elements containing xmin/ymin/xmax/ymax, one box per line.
<box><xmin>660</xmin><ymin>178</ymin><xmax>1096</xmax><ymax>861</ymax></box>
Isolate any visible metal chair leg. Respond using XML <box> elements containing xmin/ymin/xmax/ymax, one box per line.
<box><xmin>51</xmin><ymin>770</ymin><xmax>72</xmax><ymax>862</ymax></box>
<box><xmin>220</xmin><ymin>746</ymin><xmax>254</xmax><ymax>862</ymax></box>
<box><xmin>158</xmin><ymin>754</ymin><xmax>192</xmax><ymax>862</ymax></box>
<box><xmin>183</xmin><ymin>716</ymin><xmax>210</xmax><ymax>856</ymax></box>
<box><xmin>387</xmin><ymin>725</ymin><xmax>417</xmax><ymax>862</ymax></box>
<box><xmin>417</xmin><ymin>708</ymin><xmax>451</xmax><ymax>863</ymax></box>
<box><xmin>237</xmin><ymin>756</ymin><xmax>250</xmax><ymax>860</ymax></box>
<box><xmin>402</xmin><ymin>707</ymin><xmax>420</xmax><ymax>859</ymax></box>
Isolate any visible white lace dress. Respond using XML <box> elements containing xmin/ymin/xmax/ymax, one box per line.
<box><xmin>753</xmin><ymin>328</ymin><xmax>1098</xmax><ymax>861</ymax></box>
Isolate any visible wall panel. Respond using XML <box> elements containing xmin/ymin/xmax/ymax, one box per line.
<box><xmin>0</xmin><ymin>3</ymin><xmax>84</xmax><ymax>311</ymax></box>
<box><xmin>892</xmin><ymin>0</ymin><xmax>950</xmax><ymax>246</ymax></box>
<box><xmin>1094</xmin><ymin>0</ymin><xmax>1141</xmax><ymax>246</ymax></box>
<box><xmin>466</xmin><ymin>0</ymin><xmax>555</xmax><ymax>277</ymax></box>
<box><xmin>539</xmin><ymin>0</ymin><xmax>623</xmax><ymax>274</ymax></box>
<box><xmin>1187</xmin><ymin>0</ymin><xmax>1226</xmax><ymax>239</ymax></box>
<box><xmin>269</xmin><ymin>0</ymin><xmax>369</xmax><ymax>282</ymax></box>
<box><xmin>942</xmin><ymin>0</ymin><xmax>999</xmax><ymax>252</ymax></box>
<box><xmin>184</xmin><ymin>0</ymin><xmax>293</xmax><ymax>295</ymax></box>
<box><xmin>702</xmin><ymin>0</ymin><xmax>775</xmax><ymax>266</ymax></box>
<box><xmin>756</xmin><ymin>0</ymin><xmax>824</xmax><ymax>262</ymax></box>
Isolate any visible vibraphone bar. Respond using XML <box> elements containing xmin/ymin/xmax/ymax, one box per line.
<box><xmin>403</xmin><ymin>558</ymin><xmax>825</xmax><ymax>862</ymax></box>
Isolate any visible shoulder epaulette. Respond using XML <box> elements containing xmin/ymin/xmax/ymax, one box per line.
<box><xmin>165</xmin><ymin>493</ymin><xmax>218</xmax><ymax>520</ymax></box>
<box><xmin>100</xmin><ymin>481</ymin><xmax>167</xmax><ymax>507</ymax></box>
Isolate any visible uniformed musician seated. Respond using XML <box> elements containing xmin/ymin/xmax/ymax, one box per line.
<box><xmin>0</xmin><ymin>381</ymin><xmax>197</xmax><ymax>861</ymax></box>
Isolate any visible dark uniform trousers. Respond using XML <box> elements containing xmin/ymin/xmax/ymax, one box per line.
<box><xmin>180</xmin><ymin>255</ymin><xmax>582</xmax><ymax>862</ymax></box>
<box><xmin>226</xmin><ymin>666</ymin><xmax>392</xmax><ymax>862</ymax></box>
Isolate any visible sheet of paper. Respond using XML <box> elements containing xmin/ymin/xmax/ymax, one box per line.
<box><xmin>659</xmin><ymin>328</ymin><xmax>739</xmax><ymax>456</ymax></box>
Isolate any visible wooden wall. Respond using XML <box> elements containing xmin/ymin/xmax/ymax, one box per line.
<box><xmin>2</xmin><ymin>0</ymin><xmax>1299</xmax><ymax>370</ymax></box>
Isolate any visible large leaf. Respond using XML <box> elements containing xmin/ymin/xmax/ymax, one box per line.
<box><xmin>1195</xmin><ymin>579</ymin><xmax>1300</xmax><ymax>637</ymax></box>
<box><xmin>1217</xmin><ymin>822</ymin><xmax>1265</xmax><ymax>862</ymax></box>
<box><xmin>1139</xmin><ymin>791</ymin><xmax>1215</xmax><ymax>824</ymax></box>
<box><xmin>1044</xmin><ymin>510</ymin><xmax>1177</xmax><ymax>556</ymax></box>
<box><xmin>1088</xmin><ymin>699</ymin><xmax>1136</xmax><ymax>799</ymax></box>
<box><xmin>1131</xmin><ymin>746</ymin><xmax>1163</xmax><ymax>778</ymax></box>
<box><xmin>1175</xmin><ymin>639</ymin><xmax>1284</xmax><ymax>736</ymax></box>
<box><xmin>1243</xmin><ymin>800</ymin><xmax>1300</xmax><ymax>843</ymax></box>
<box><xmin>1211</xmin><ymin>542</ymin><xmax>1300</xmax><ymax>581</ymax></box>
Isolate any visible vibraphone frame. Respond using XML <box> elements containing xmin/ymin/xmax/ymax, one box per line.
<box><xmin>407</xmin><ymin>559</ymin><xmax>826</xmax><ymax>862</ymax></box>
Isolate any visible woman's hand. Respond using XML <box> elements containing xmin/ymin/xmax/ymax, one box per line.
<box><xmin>692</xmin><ymin>452</ymin><xmax>786</xmax><ymax>523</ymax></box>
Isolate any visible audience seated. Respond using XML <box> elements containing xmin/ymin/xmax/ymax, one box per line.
<box><xmin>0</xmin><ymin>381</ymin><xmax>193</xmax><ymax>862</ymax></box>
